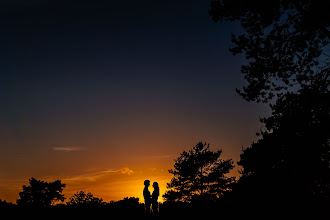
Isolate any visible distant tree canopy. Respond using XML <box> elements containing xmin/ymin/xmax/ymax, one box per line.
<box><xmin>113</xmin><ymin>197</ymin><xmax>140</xmax><ymax>209</ymax></box>
<box><xmin>17</xmin><ymin>178</ymin><xmax>66</xmax><ymax>207</ymax></box>
<box><xmin>209</xmin><ymin>0</ymin><xmax>329</xmax><ymax>103</ymax></box>
<box><xmin>164</xmin><ymin>142</ymin><xmax>235</xmax><ymax>203</ymax></box>
<box><xmin>67</xmin><ymin>191</ymin><xmax>105</xmax><ymax>207</ymax></box>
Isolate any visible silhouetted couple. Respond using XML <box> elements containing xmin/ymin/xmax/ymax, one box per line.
<box><xmin>143</xmin><ymin>180</ymin><xmax>159</xmax><ymax>215</ymax></box>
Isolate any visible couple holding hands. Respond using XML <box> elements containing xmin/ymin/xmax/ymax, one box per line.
<box><xmin>143</xmin><ymin>180</ymin><xmax>159</xmax><ymax>215</ymax></box>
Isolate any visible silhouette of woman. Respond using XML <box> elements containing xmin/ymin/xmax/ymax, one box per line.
<box><xmin>143</xmin><ymin>180</ymin><xmax>151</xmax><ymax>215</ymax></box>
<box><xmin>152</xmin><ymin>182</ymin><xmax>159</xmax><ymax>215</ymax></box>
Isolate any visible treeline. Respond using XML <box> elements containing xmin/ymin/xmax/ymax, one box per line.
<box><xmin>0</xmin><ymin>186</ymin><xmax>227</xmax><ymax>218</ymax></box>
<box><xmin>0</xmin><ymin>178</ymin><xmax>141</xmax><ymax>209</ymax></box>
<box><xmin>0</xmin><ymin>189</ymin><xmax>145</xmax><ymax>218</ymax></box>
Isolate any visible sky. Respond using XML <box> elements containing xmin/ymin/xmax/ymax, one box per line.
<box><xmin>0</xmin><ymin>0</ymin><xmax>268</xmax><ymax>203</ymax></box>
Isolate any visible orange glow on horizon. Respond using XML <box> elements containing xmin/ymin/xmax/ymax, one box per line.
<box><xmin>1</xmin><ymin>166</ymin><xmax>172</xmax><ymax>204</ymax></box>
<box><xmin>0</xmin><ymin>138</ymin><xmax>243</xmax><ymax>204</ymax></box>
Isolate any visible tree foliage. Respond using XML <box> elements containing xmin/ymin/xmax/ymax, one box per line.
<box><xmin>113</xmin><ymin>197</ymin><xmax>140</xmax><ymax>209</ymax></box>
<box><xmin>210</xmin><ymin>0</ymin><xmax>330</xmax><ymax>204</ymax></box>
<box><xmin>209</xmin><ymin>0</ymin><xmax>329</xmax><ymax>102</ymax></box>
<box><xmin>238</xmin><ymin>88</ymin><xmax>330</xmax><ymax>201</ymax></box>
<box><xmin>67</xmin><ymin>191</ymin><xmax>105</xmax><ymax>207</ymax></box>
<box><xmin>164</xmin><ymin>142</ymin><xmax>235</xmax><ymax>202</ymax></box>
<box><xmin>17</xmin><ymin>178</ymin><xmax>66</xmax><ymax>207</ymax></box>
<box><xmin>0</xmin><ymin>199</ymin><xmax>14</xmax><ymax>208</ymax></box>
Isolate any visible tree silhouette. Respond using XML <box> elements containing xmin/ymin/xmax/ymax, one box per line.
<box><xmin>209</xmin><ymin>0</ymin><xmax>329</xmax><ymax>103</ymax></box>
<box><xmin>114</xmin><ymin>197</ymin><xmax>140</xmax><ymax>208</ymax></box>
<box><xmin>17</xmin><ymin>177</ymin><xmax>66</xmax><ymax>207</ymax></box>
<box><xmin>238</xmin><ymin>89</ymin><xmax>330</xmax><ymax>202</ymax></box>
<box><xmin>164</xmin><ymin>142</ymin><xmax>235</xmax><ymax>203</ymax></box>
<box><xmin>67</xmin><ymin>191</ymin><xmax>105</xmax><ymax>207</ymax></box>
<box><xmin>111</xmin><ymin>197</ymin><xmax>143</xmax><ymax>216</ymax></box>
<box><xmin>0</xmin><ymin>199</ymin><xmax>14</xmax><ymax>208</ymax></box>
<box><xmin>209</xmin><ymin>0</ymin><xmax>330</xmax><ymax>204</ymax></box>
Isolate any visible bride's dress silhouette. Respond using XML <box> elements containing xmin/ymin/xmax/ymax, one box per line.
<box><xmin>152</xmin><ymin>182</ymin><xmax>159</xmax><ymax>215</ymax></box>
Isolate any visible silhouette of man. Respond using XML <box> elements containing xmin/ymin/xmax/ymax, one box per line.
<box><xmin>143</xmin><ymin>180</ymin><xmax>151</xmax><ymax>215</ymax></box>
<box><xmin>152</xmin><ymin>182</ymin><xmax>159</xmax><ymax>215</ymax></box>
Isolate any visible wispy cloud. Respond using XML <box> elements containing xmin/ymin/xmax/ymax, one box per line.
<box><xmin>64</xmin><ymin>167</ymin><xmax>134</xmax><ymax>182</ymax></box>
<box><xmin>120</xmin><ymin>167</ymin><xmax>134</xmax><ymax>175</ymax></box>
<box><xmin>101</xmin><ymin>167</ymin><xmax>134</xmax><ymax>175</ymax></box>
<box><xmin>52</xmin><ymin>147</ymin><xmax>84</xmax><ymax>152</ymax></box>
<box><xmin>101</xmin><ymin>169</ymin><xmax>119</xmax><ymax>174</ymax></box>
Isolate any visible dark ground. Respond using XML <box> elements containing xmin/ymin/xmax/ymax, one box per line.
<box><xmin>1</xmin><ymin>201</ymin><xmax>329</xmax><ymax>219</ymax></box>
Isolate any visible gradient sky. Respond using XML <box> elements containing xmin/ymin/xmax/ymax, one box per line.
<box><xmin>0</xmin><ymin>0</ymin><xmax>268</xmax><ymax>203</ymax></box>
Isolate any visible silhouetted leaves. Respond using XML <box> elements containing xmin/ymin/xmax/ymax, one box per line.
<box><xmin>209</xmin><ymin>0</ymin><xmax>329</xmax><ymax>102</ymax></box>
<box><xmin>113</xmin><ymin>197</ymin><xmax>140</xmax><ymax>209</ymax></box>
<box><xmin>0</xmin><ymin>199</ymin><xmax>14</xmax><ymax>208</ymax></box>
<box><xmin>164</xmin><ymin>142</ymin><xmax>235</xmax><ymax>203</ymax></box>
<box><xmin>67</xmin><ymin>191</ymin><xmax>105</xmax><ymax>207</ymax></box>
<box><xmin>238</xmin><ymin>88</ymin><xmax>330</xmax><ymax>203</ymax></box>
<box><xmin>16</xmin><ymin>178</ymin><xmax>66</xmax><ymax>207</ymax></box>
<box><xmin>210</xmin><ymin>0</ymin><xmax>330</xmax><ymax>206</ymax></box>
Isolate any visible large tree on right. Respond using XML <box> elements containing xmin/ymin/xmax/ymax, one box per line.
<box><xmin>210</xmin><ymin>0</ymin><xmax>329</xmax><ymax>102</ymax></box>
<box><xmin>209</xmin><ymin>0</ymin><xmax>329</xmax><ymax>203</ymax></box>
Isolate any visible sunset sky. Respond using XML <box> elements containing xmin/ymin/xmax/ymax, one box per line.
<box><xmin>0</xmin><ymin>0</ymin><xmax>268</xmax><ymax>203</ymax></box>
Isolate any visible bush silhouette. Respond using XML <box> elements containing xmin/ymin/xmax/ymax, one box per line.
<box><xmin>67</xmin><ymin>191</ymin><xmax>105</xmax><ymax>207</ymax></box>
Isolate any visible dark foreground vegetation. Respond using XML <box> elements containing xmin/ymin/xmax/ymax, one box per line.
<box><xmin>1</xmin><ymin>198</ymin><xmax>329</xmax><ymax>219</ymax></box>
<box><xmin>0</xmin><ymin>175</ymin><xmax>329</xmax><ymax>219</ymax></box>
